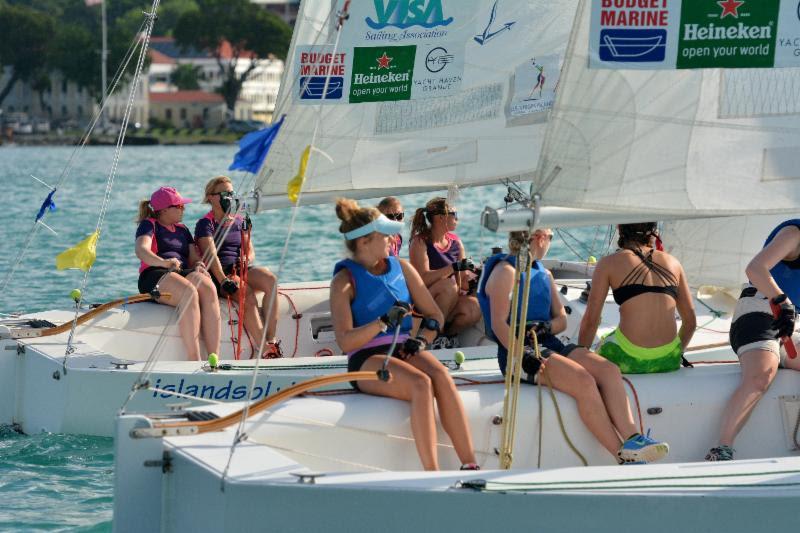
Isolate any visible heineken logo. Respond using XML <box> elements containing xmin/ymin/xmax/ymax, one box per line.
<box><xmin>366</xmin><ymin>0</ymin><xmax>453</xmax><ymax>30</ymax></box>
<box><xmin>717</xmin><ymin>0</ymin><xmax>744</xmax><ymax>19</ymax></box>
<box><xmin>350</xmin><ymin>46</ymin><xmax>416</xmax><ymax>103</ymax></box>
<box><xmin>677</xmin><ymin>0</ymin><xmax>779</xmax><ymax>69</ymax></box>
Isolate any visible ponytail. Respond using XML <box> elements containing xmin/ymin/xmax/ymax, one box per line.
<box><xmin>618</xmin><ymin>222</ymin><xmax>657</xmax><ymax>248</ymax></box>
<box><xmin>335</xmin><ymin>197</ymin><xmax>379</xmax><ymax>253</ymax></box>
<box><xmin>409</xmin><ymin>207</ymin><xmax>429</xmax><ymax>242</ymax></box>
<box><xmin>136</xmin><ymin>200</ymin><xmax>156</xmax><ymax>223</ymax></box>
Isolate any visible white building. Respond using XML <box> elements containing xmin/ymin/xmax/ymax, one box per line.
<box><xmin>0</xmin><ymin>67</ymin><xmax>95</xmax><ymax>126</ymax></box>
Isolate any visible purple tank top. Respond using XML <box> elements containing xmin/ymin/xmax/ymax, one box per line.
<box><xmin>194</xmin><ymin>212</ymin><xmax>243</xmax><ymax>268</ymax></box>
<box><xmin>426</xmin><ymin>232</ymin><xmax>461</xmax><ymax>270</ymax></box>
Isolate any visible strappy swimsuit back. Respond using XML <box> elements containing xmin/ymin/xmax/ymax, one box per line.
<box><xmin>612</xmin><ymin>248</ymin><xmax>678</xmax><ymax>306</ymax></box>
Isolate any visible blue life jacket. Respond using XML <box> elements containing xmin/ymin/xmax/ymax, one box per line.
<box><xmin>763</xmin><ymin>219</ymin><xmax>800</xmax><ymax>304</ymax></box>
<box><xmin>333</xmin><ymin>256</ymin><xmax>413</xmax><ymax>336</ymax></box>
<box><xmin>477</xmin><ymin>253</ymin><xmax>551</xmax><ymax>343</ymax></box>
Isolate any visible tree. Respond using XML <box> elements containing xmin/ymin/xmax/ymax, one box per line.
<box><xmin>0</xmin><ymin>4</ymin><xmax>55</xmax><ymax>107</ymax></box>
<box><xmin>174</xmin><ymin>0</ymin><xmax>291</xmax><ymax>114</ymax></box>
<box><xmin>171</xmin><ymin>64</ymin><xmax>201</xmax><ymax>90</ymax></box>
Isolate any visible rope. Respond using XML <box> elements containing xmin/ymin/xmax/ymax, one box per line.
<box><xmin>278</xmin><ymin>291</ymin><xmax>301</xmax><ymax>357</ymax></box>
<box><xmin>539</xmin><ymin>355</ymin><xmax>588</xmax><ymax>466</ymax></box>
<box><xmin>63</xmin><ymin>2</ymin><xmax>161</xmax><ymax>366</ymax></box>
<box><xmin>621</xmin><ymin>377</ymin><xmax>644</xmax><ymax>435</ymax></box>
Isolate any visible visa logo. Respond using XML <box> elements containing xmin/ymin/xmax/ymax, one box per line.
<box><xmin>366</xmin><ymin>0</ymin><xmax>454</xmax><ymax>30</ymax></box>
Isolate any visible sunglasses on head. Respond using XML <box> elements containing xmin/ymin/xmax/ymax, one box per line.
<box><xmin>384</xmin><ymin>212</ymin><xmax>404</xmax><ymax>221</ymax></box>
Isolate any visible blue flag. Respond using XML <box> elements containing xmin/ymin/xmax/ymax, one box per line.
<box><xmin>36</xmin><ymin>189</ymin><xmax>57</xmax><ymax>222</ymax></box>
<box><xmin>228</xmin><ymin>115</ymin><xmax>286</xmax><ymax>174</ymax></box>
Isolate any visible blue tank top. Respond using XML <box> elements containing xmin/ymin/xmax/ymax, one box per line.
<box><xmin>763</xmin><ymin>219</ymin><xmax>800</xmax><ymax>304</ymax></box>
<box><xmin>333</xmin><ymin>256</ymin><xmax>413</xmax><ymax>338</ymax></box>
<box><xmin>477</xmin><ymin>253</ymin><xmax>552</xmax><ymax>343</ymax></box>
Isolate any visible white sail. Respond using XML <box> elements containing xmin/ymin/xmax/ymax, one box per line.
<box><xmin>663</xmin><ymin>214</ymin><xmax>790</xmax><ymax>290</ymax></box>
<box><xmin>254</xmin><ymin>0</ymin><xmax>580</xmax><ymax>209</ymax></box>
<box><xmin>535</xmin><ymin>0</ymin><xmax>800</xmax><ymax>217</ymax></box>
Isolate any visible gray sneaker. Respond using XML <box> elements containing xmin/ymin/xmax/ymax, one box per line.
<box><xmin>705</xmin><ymin>445</ymin><xmax>734</xmax><ymax>461</ymax></box>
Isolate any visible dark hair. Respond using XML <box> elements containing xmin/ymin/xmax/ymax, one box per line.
<box><xmin>618</xmin><ymin>222</ymin><xmax>658</xmax><ymax>248</ymax></box>
<box><xmin>410</xmin><ymin>197</ymin><xmax>448</xmax><ymax>243</ymax></box>
<box><xmin>335</xmin><ymin>198</ymin><xmax>380</xmax><ymax>253</ymax></box>
<box><xmin>377</xmin><ymin>196</ymin><xmax>400</xmax><ymax>211</ymax></box>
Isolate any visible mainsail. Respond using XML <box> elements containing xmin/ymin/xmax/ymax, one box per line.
<box><xmin>536</xmin><ymin>0</ymin><xmax>800</xmax><ymax>218</ymax></box>
<box><xmin>253</xmin><ymin>0</ymin><xmax>580</xmax><ymax>209</ymax></box>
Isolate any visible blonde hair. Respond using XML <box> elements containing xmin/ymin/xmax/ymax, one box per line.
<box><xmin>508</xmin><ymin>228</ymin><xmax>552</xmax><ymax>254</ymax></box>
<box><xmin>203</xmin><ymin>175</ymin><xmax>232</xmax><ymax>203</ymax></box>
<box><xmin>136</xmin><ymin>200</ymin><xmax>157</xmax><ymax>223</ymax></box>
<box><xmin>336</xmin><ymin>198</ymin><xmax>380</xmax><ymax>253</ymax></box>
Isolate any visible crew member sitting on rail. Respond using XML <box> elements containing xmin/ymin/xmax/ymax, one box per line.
<box><xmin>330</xmin><ymin>198</ymin><xmax>479</xmax><ymax>471</ymax></box>
<box><xmin>135</xmin><ymin>186</ymin><xmax>220</xmax><ymax>361</ymax></box>
<box><xmin>409</xmin><ymin>197</ymin><xmax>481</xmax><ymax>348</ymax></box>
<box><xmin>479</xmin><ymin>228</ymin><xmax>670</xmax><ymax>464</ymax></box>
<box><xmin>194</xmin><ymin>176</ymin><xmax>281</xmax><ymax>358</ymax></box>
<box><xmin>579</xmin><ymin>222</ymin><xmax>696</xmax><ymax>374</ymax></box>
<box><xmin>707</xmin><ymin>219</ymin><xmax>800</xmax><ymax>461</ymax></box>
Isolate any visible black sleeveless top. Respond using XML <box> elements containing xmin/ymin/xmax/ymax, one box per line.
<box><xmin>612</xmin><ymin>248</ymin><xmax>679</xmax><ymax>306</ymax></box>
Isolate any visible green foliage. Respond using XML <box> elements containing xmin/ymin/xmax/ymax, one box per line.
<box><xmin>170</xmin><ymin>64</ymin><xmax>201</xmax><ymax>90</ymax></box>
<box><xmin>0</xmin><ymin>3</ymin><xmax>55</xmax><ymax>105</ymax></box>
<box><xmin>174</xmin><ymin>0</ymin><xmax>291</xmax><ymax>111</ymax></box>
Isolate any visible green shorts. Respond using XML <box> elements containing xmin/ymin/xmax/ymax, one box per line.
<box><xmin>598</xmin><ymin>328</ymin><xmax>682</xmax><ymax>374</ymax></box>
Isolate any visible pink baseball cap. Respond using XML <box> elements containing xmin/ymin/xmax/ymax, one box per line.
<box><xmin>150</xmin><ymin>187</ymin><xmax>192</xmax><ymax>211</ymax></box>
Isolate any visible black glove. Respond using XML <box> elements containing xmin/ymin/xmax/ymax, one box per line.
<box><xmin>380</xmin><ymin>301</ymin><xmax>411</xmax><ymax>329</ymax></box>
<box><xmin>400</xmin><ymin>336</ymin><xmax>426</xmax><ymax>359</ymax></box>
<box><xmin>220</xmin><ymin>277</ymin><xmax>239</xmax><ymax>296</ymax></box>
<box><xmin>452</xmin><ymin>258</ymin><xmax>475</xmax><ymax>273</ymax></box>
<box><xmin>521</xmin><ymin>346</ymin><xmax>543</xmax><ymax>384</ymax></box>
<box><xmin>527</xmin><ymin>321</ymin><xmax>552</xmax><ymax>339</ymax></box>
<box><xmin>771</xmin><ymin>294</ymin><xmax>796</xmax><ymax>339</ymax></box>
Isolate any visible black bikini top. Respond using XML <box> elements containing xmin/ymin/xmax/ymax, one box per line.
<box><xmin>612</xmin><ymin>248</ymin><xmax>679</xmax><ymax>306</ymax></box>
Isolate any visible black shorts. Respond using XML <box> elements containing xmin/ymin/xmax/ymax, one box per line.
<box><xmin>497</xmin><ymin>333</ymin><xmax>577</xmax><ymax>381</ymax></box>
<box><xmin>348</xmin><ymin>343</ymin><xmax>403</xmax><ymax>391</ymax></box>
<box><xmin>138</xmin><ymin>267</ymin><xmax>193</xmax><ymax>295</ymax></box>
<box><xmin>211</xmin><ymin>263</ymin><xmax>255</xmax><ymax>297</ymax></box>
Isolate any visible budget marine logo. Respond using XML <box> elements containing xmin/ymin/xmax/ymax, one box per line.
<box><xmin>366</xmin><ymin>0</ymin><xmax>454</xmax><ymax>30</ymax></box>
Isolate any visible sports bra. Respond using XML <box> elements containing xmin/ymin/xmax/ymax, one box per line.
<box><xmin>612</xmin><ymin>248</ymin><xmax>678</xmax><ymax>306</ymax></box>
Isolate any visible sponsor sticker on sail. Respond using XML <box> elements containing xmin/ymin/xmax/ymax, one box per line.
<box><xmin>590</xmin><ymin>0</ymin><xmax>678</xmax><ymax>69</ymax></box>
<box><xmin>350</xmin><ymin>46</ymin><xmax>415</xmax><ymax>103</ymax></box>
<box><xmin>773</xmin><ymin>0</ymin><xmax>800</xmax><ymax>67</ymax></box>
<box><xmin>507</xmin><ymin>54</ymin><xmax>560</xmax><ymax>121</ymax></box>
<box><xmin>677</xmin><ymin>0</ymin><xmax>779</xmax><ymax>69</ymax></box>
<box><xmin>411</xmin><ymin>43</ymin><xmax>464</xmax><ymax>98</ymax></box>
<box><xmin>294</xmin><ymin>45</ymin><xmax>349</xmax><ymax>104</ymax></box>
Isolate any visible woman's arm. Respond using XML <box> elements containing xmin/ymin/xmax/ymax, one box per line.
<box><xmin>578</xmin><ymin>258</ymin><xmax>611</xmax><ymax>347</ymax></box>
<box><xmin>135</xmin><ymin>235</ymin><xmax>179</xmax><ymax>270</ymax></box>
<box><xmin>674</xmin><ymin>263</ymin><xmax>696</xmax><ymax>351</ymax></box>
<box><xmin>409</xmin><ymin>237</ymin><xmax>456</xmax><ymax>287</ymax></box>
<box><xmin>196</xmin><ymin>236</ymin><xmax>226</xmax><ymax>282</ymax></box>
<box><xmin>547</xmin><ymin>272</ymin><xmax>568</xmax><ymax>335</ymax></box>
<box><xmin>330</xmin><ymin>270</ymin><xmax>388</xmax><ymax>354</ymax></box>
<box><xmin>746</xmin><ymin>226</ymin><xmax>800</xmax><ymax>302</ymax></box>
<box><xmin>399</xmin><ymin>259</ymin><xmax>444</xmax><ymax>344</ymax></box>
<box><xmin>187</xmin><ymin>241</ymin><xmax>207</xmax><ymax>273</ymax></box>
<box><xmin>485</xmin><ymin>263</ymin><xmax>515</xmax><ymax>350</ymax></box>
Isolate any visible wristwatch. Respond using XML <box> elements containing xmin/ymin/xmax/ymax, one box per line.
<box><xmin>420</xmin><ymin>317</ymin><xmax>441</xmax><ymax>335</ymax></box>
<box><xmin>376</xmin><ymin>319</ymin><xmax>389</xmax><ymax>333</ymax></box>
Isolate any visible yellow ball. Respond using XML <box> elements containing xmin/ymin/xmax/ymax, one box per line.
<box><xmin>587</xmin><ymin>256</ymin><xmax>597</xmax><ymax>264</ymax></box>
<box><xmin>208</xmin><ymin>353</ymin><xmax>219</xmax><ymax>368</ymax></box>
<box><xmin>69</xmin><ymin>289</ymin><xmax>82</xmax><ymax>302</ymax></box>
<box><xmin>454</xmin><ymin>351</ymin><xmax>465</xmax><ymax>365</ymax></box>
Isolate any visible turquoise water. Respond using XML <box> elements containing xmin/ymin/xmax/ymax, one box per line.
<box><xmin>0</xmin><ymin>145</ymin><xmax>606</xmax><ymax>530</ymax></box>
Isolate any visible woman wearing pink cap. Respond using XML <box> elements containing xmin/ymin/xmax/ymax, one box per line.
<box><xmin>135</xmin><ymin>186</ymin><xmax>221</xmax><ymax>361</ymax></box>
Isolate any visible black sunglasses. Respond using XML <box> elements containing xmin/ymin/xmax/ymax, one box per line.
<box><xmin>385</xmin><ymin>212</ymin><xmax>404</xmax><ymax>221</ymax></box>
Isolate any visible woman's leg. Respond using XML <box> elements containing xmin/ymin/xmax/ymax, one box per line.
<box><xmin>187</xmin><ymin>272</ymin><xmax>221</xmax><ymax>357</ymax></box>
<box><xmin>357</xmin><ymin>355</ymin><xmax>439</xmax><ymax>470</ymax></box>
<box><xmin>240</xmin><ymin>284</ymin><xmax>265</xmax><ymax>345</ymax></box>
<box><xmin>718</xmin><ymin>349</ymin><xmax>779</xmax><ymax>447</ymax></box>
<box><xmin>154</xmin><ymin>273</ymin><xmax>201</xmax><ymax>361</ymax></box>
<box><xmin>408</xmin><ymin>351</ymin><xmax>477</xmax><ymax>465</ymax></box>
<box><xmin>541</xmin><ymin>354</ymin><xmax>622</xmax><ymax>456</ymax></box>
<box><xmin>445</xmin><ymin>294</ymin><xmax>482</xmax><ymax>335</ymax></box>
<box><xmin>569</xmin><ymin>348</ymin><xmax>638</xmax><ymax>439</ymax></box>
<box><xmin>428</xmin><ymin>277</ymin><xmax>458</xmax><ymax>324</ymax></box>
<box><xmin>247</xmin><ymin>267</ymin><xmax>279</xmax><ymax>341</ymax></box>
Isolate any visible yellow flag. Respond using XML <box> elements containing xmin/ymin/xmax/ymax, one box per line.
<box><xmin>56</xmin><ymin>231</ymin><xmax>99</xmax><ymax>272</ymax></box>
<box><xmin>287</xmin><ymin>145</ymin><xmax>312</xmax><ymax>204</ymax></box>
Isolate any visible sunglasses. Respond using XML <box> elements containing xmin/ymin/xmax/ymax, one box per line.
<box><xmin>169</xmin><ymin>204</ymin><xmax>185</xmax><ymax>210</ymax></box>
<box><xmin>536</xmin><ymin>233</ymin><xmax>554</xmax><ymax>241</ymax></box>
<box><xmin>212</xmin><ymin>191</ymin><xmax>235</xmax><ymax>197</ymax></box>
<box><xmin>385</xmin><ymin>212</ymin><xmax>404</xmax><ymax>221</ymax></box>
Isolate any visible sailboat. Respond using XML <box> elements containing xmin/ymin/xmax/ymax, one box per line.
<box><xmin>111</xmin><ymin>0</ymin><xmax>800</xmax><ymax>531</ymax></box>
